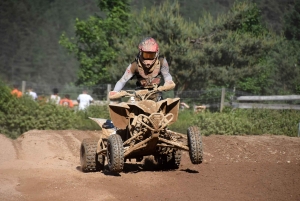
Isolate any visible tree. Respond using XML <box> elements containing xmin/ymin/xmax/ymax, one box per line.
<box><xmin>108</xmin><ymin>1</ymin><xmax>280</xmax><ymax>95</ymax></box>
<box><xmin>185</xmin><ymin>1</ymin><xmax>281</xmax><ymax>95</ymax></box>
<box><xmin>59</xmin><ymin>0</ymin><xmax>131</xmax><ymax>86</ymax></box>
<box><xmin>284</xmin><ymin>0</ymin><xmax>300</xmax><ymax>41</ymax></box>
<box><xmin>114</xmin><ymin>1</ymin><xmax>201</xmax><ymax>93</ymax></box>
<box><xmin>0</xmin><ymin>0</ymin><xmax>98</xmax><ymax>89</ymax></box>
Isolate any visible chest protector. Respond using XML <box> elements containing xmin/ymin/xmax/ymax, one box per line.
<box><xmin>131</xmin><ymin>56</ymin><xmax>164</xmax><ymax>88</ymax></box>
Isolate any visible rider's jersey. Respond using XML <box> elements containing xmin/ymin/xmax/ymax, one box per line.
<box><xmin>113</xmin><ymin>57</ymin><xmax>173</xmax><ymax>91</ymax></box>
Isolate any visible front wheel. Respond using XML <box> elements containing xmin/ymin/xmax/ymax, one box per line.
<box><xmin>80</xmin><ymin>138</ymin><xmax>105</xmax><ymax>172</ymax></box>
<box><xmin>187</xmin><ymin>126</ymin><xmax>203</xmax><ymax>164</ymax></box>
<box><xmin>107</xmin><ymin>134</ymin><xmax>124</xmax><ymax>173</ymax></box>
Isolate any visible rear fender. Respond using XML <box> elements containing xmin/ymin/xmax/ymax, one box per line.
<box><xmin>89</xmin><ymin>117</ymin><xmax>116</xmax><ymax>137</ymax></box>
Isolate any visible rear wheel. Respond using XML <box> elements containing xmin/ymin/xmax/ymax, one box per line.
<box><xmin>187</xmin><ymin>126</ymin><xmax>203</xmax><ymax>164</ymax></box>
<box><xmin>107</xmin><ymin>134</ymin><xmax>124</xmax><ymax>173</ymax></box>
<box><xmin>156</xmin><ymin>149</ymin><xmax>181</xmax><ymax>170</ymax></box>
<box><xmin>167</xmin><ymin>150</ymin><xmax>181</xmax><ymax>169</ymax></box>
<box><xmin>80</xmin><ymin>138</ymin><xmax>105</xmax><ymax>172</ymax></box>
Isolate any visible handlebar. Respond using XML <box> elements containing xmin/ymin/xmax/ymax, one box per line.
<box><xmin>109</xmin><ymin>84</ymin><xmax>160</xmax><ymax>101</ymax></box>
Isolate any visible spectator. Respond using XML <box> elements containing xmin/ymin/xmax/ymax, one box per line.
<box><xmin>77</xmin><ymin>90</ymin><xmax>93</xmax><ymax>110</ymax></box>
<box><xmin>49</xmin><ymin>88</ymin><xmax>61</xmax><ymax>104</ymax></box>
<box><xmin>27</xmin><ymin>87</ymin><xmax>37</xmax><ymax>100</ymax></box>
<box><xmin>59</xmin><ymin>94</ymin><xmax>74</xmax><ymax>108</ymax></box>
<box><xmin>11</xmin><ymin>84</ymin><xmax>22</xmax><ymax>98</ymax></box>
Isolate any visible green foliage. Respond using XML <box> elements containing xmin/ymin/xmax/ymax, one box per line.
<box><xmin>0</xmin><ymin>0</ymin><xmax>97</xmax><ymax>87</ymax></box>
<box><xmin>0</xmin><ymin>82</ymin><xmax>74</xmax><ymax>138</ymax></box>
<box><xmin>0</xmin><ymin>81</ymin><xmax>110</xmax><ymax>138</ymax></box>
<box><xmin>168</xmin><ymin>105</ymin><xmax>300</xmax><ymax>137</ymax></box>
<box><xmin>169</xmin><ymin>109</ymin><xmax>195</xmax><ymax>134</ymax></box>
<box><xmin>190</xmin><ymin>1</ymin><xmax>279</xmax><ymax>94</ymax></box>
<box><xmin>73</xmin><ymin>105</ymin><xmax>110</xmax><ymax>130</ymax></box>
<box><xmin>98</xmin><ymin>0</ymin><xmax>298</xmax><ymax>96</ymax></box>
<box><xmin>112</xmin><ymin>1</ymin><xmax>284</xmax><ymax>95</ymax></box>
<box><xmin>226</xmin><ymin>1</ymin><xmax>267</xmax><ymax>36</ymax></box>
<box><xmin>59</xmin><ymin>0</ymin><xmax>131</xmax><ymax>86</ymax></box>
<box><xmin>284</xmin><ymin>0</ymin><xmax>300</xmax><ymax>41</ymax></box>
<box><xmin>60</xmin><ymin>17</ymin><xmax>113</xmax><ymax>85</ymax></box>
<box><xmin>1</xmin><ymin>0</ymin><xmax>299</xmax><ymax>97</ymax></box>
<box><xmin>262</xmin><ymin>39</ymin><xmax>300</xmax><ymax>94</ymax></box>
<box><xmin>1</xmin><ymin>79</ymin><xmax>299</xmax><ymax>138</ymax></box>
<box><xmin>192</xmin><ymin>108</ymin><xmax>300</xmax><ymax>137</ymax></box>
<box><xmin>115</xmin><ymin>1</ymin><xmax>202</xmax><ymax>94</ymax></box>
<box><xmin>0</xmin><ymin>0</ymin><xmax>298</xmax><ymax>97</ymax></box>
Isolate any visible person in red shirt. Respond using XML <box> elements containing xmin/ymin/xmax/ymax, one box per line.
<box><xmin>11</xmin><ymin>84</ymin><xmax>22</xmax><ymax>98</ymax></box>
<box><xmin>59</xmin><ymin>94</ymin><xmax>74</xmax><ymax>108</ymax></box>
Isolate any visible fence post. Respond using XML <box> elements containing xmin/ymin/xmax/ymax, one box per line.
<box><xmin>107</xmin><ymin>84</ymin><xmax>111</xmax><ymax>102</ymax></box>
<box><xmin>220</xmin><ymin>87</ymin><xmax>225</xmax><ymax>112</ymax></box>
<box><xmin>21</xmin><ymin>81</ymin><xmax>26</xmax><ymax>94</ymax></box>
<box><xmin>298</xmin><ymin>122</ymin><xmax>300</xmax><ymax>137</ymax></box>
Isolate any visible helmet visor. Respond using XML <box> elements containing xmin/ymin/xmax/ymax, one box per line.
<box><xmin>142</xmin><ymin>52</ymin><xmax>156</xmax><ymax>60</ymax></box>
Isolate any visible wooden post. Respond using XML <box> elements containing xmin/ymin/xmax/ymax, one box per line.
<box><xmin>220</xmin><ymin>87</ymin><xmax>225</xmax><ymax>112</ymax></box>
<box><xmin>298</xmin><ymin>122</ymin><xmax>300</xmax><ymax>137</ymax></box>
<box><xmin>107</xmin><ymin>84</ymin><xmax>111</xmax><ymax>102</ymax></box>
<box><xmin>21</xmin><ymin>81</ymin><xmax>26</xmax><ymax>94</ymax></box>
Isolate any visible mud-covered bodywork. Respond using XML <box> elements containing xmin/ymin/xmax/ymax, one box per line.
<box><xmin>109</xmin><ymin>98</ymin><xmax>180</xmax><ymax>129</ymax></box>
<box><xmin>80</xmin><ymin>88</ymin><xmax>203</xmax><ymax>173</ymax></box>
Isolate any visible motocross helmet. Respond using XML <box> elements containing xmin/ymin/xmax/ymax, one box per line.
<box><xmin>138</xmin><ymin>37</ymin><xmax>159</xmax><ymax>68</ymax></box>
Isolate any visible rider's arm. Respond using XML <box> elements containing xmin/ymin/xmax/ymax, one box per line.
<box><xmin>160</xmin><ymin>58</ymin><xmax>173</xmax><ymax>82</ymax></box>
<box><xmin>158</xmin><ymin>58</ymin><xmax>176</xmax><ymax>91</ymax></box>
<box><xmin>113</xmin><ymin>64</ymin><xmax>135</xmax><ymax>92</ymax></box>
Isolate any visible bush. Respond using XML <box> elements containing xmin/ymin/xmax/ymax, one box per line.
<box><xmin>73</xmin><ymin>105</ymin><xmax>110</xmax><ymax>130</ymax></box>
<box><xmin>169</xmin><ymin>109</ymin><xmax>196</xmax><ymax>134</ymax></box>
<box><xmin>1</xmin><ymin>80</ymin><xmax>299</xmax><ymax>138</ymax></box>
<box><xmin>192</xmin><ymin>108</ymin><xmax>300</xmax><ymax>137</ymax></box>
<box><xmin>0</xmin><ymin>81</ymin><xmax>110</xmax><ymax>138</ymax></box>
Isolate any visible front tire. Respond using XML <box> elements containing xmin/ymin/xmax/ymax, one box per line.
<box><xmin>187</xmin><ymin>126</ymin><xmax>203</xmax><ymax>164</ymax></box>
<box><xmin>107</xmin><ymin>134</ymin><xmax>124</xmax><ymax>173</ymax></box>
<box><xmin>80</xmin><ymin>138</ymin><xmax>104</xmax><ymax>172</ymax></box>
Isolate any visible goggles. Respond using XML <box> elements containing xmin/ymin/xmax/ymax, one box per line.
<box><xmin>142</xmin><ymin>52</ymin><xmax>156</xmax><ymax>60</ymax></box>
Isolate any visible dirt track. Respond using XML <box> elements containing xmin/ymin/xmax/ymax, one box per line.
<box><xmin>0</xmin><ymin>130</ymin><xmax>300</xmax><ymax>201</ymax></box>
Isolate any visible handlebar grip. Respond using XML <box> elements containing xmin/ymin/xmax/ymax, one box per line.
<box><xmin>109</xmin><ymin>91</ymin><xmax>127</xmax><ymax>100</ymax></box>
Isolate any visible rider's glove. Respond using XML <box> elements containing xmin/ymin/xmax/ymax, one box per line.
<box><xmin>157</xmin><ymin>80</ymin><xmax>176</xmax><ymax>91</ymax></box>
<box><xmin>109</xmin><ymin>91</ymin><xmax>127</xmax><ymax>99</ymax></box>
<box><xmin>109</xmin><ymin>91</ymin><xmax>118</xmax><ymax>96</ymax></box>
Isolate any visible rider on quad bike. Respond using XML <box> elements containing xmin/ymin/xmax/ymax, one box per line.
<box><xmin>80</xmin><ymin>38</ymin><xmax>203</xmax><ymax>173</ymax></box>
<box><xmin>109</xmin><ymin>37</ymin><xmax>175</xmax><ymax>101</ymax></box>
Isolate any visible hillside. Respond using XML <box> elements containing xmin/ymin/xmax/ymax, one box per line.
<box><xmin>0</xmin><ymin>0</ymin><xmax>295</xmax><ymax>88</ymax></box>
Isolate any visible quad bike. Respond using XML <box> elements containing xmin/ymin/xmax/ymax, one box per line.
<box><xmin>80</xmin><ymin>86</ymin><xmax>203</xmax><ymax>173</ymax></box>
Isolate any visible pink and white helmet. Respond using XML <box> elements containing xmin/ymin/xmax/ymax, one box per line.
<box><xmin>138</xmin><ymin>37</ymin><xmax>159</xmax><ymax>68</ymax></box>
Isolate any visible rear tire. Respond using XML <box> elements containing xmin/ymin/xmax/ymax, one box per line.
<box><xmin>167</xmin><ymin>150</ymin><xmax>181</xmax><ymax>169</ymax></box>
<box><xmin>155</xmin><ymin>149</ymin><xmax>181</xmax><ymax>170</ymax></box>
<box><xmin>107</xmin><ymin>134</ymin><xmax>124</xmax><ymax>173</ymax></box>
<box><xmin>187</xmin><ymin>126</ymin><xmax>203</xmax><ymax>164</ymax></box>
<box><xmin>80</xmin><ymin>138</ymin><xmax>105</xmax><ymax>172</ymax></box>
